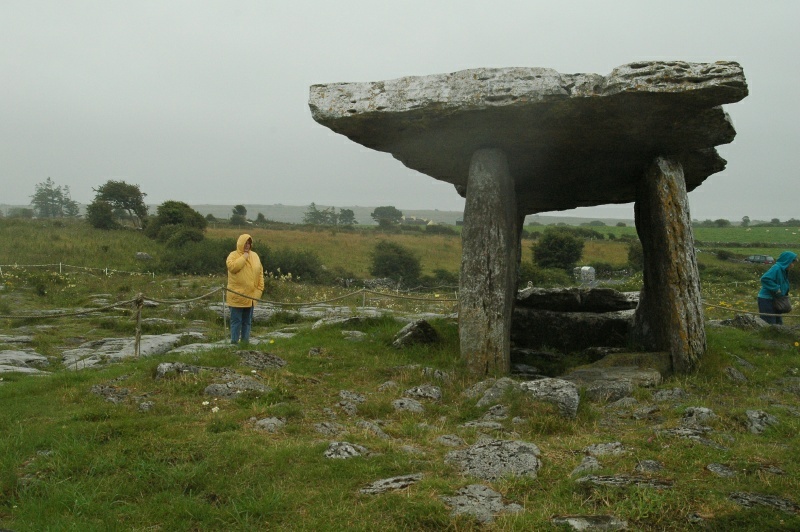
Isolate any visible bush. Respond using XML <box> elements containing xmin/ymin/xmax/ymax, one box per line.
<box><xmin>425</xmin><ymin>224</ymin><xmax>457</xmax><ymax>236</ymax></box>
<box><xmin>86</xmin><ymin>200</ymin><xmax>118</xmax><ymax>230</ymax></box>
<box><xmin>627</xmin><ymin>240</ymin><xmax>644</xmax><ymax>271</ymax></box>
<box><xmin>158</xmin><ymin>238</ymin><xmax>232</xmax><ymax>275</ymax></box>
<box><xmin>588</xmin><ymin>261</ymin><xmax>616</xmax><ymax>276</ymax></box>
<box><xmin>715</xmin><ymin>249</ymin><xmax>735</xmax><ymax>261</ymax></box>
<box><xmin>532</xmin><ymin>229</ymin><xmax>585</xmax><ymax>271</ymax></box>
<box><xmin>518</xmin><ymin>261</ymin><xmax>572</xmax><ymax>288</ymax></box>
<box><xmin>420</xmin><ymin>268</ymin><xmax>459</xmax><ymax>287</ymax></box>
<box><xmin>165</xmin><ymin>227</ymin><xmax>205</xmax><ymax>248</ymax></box>
<box><xmin>370</xmin><ymin>241</ymin><xmax>421</xmax><ymax>286</ymax></box>
<box><xmin>265</xmin><ymin>248</ymin><xmax>324</xmax><ymax>282</ymax></box>
<box><xmin>145</xmin><ymin>201</ymin><xmax>207</xmax><ymax>241</ymax></box>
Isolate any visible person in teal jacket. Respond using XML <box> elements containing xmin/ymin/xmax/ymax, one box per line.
<box><xmin>758</xmin><ymin>250</ymin><xmax>798</xmax><ymax>324</ymax></box>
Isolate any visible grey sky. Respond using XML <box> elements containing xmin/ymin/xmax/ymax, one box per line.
<box><xmin>2</xmin><ymin>1</ymin><xmax>797</xmax><ymax>221</ymax></box>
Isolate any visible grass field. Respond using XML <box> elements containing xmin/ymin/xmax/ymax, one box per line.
<box><xmin>1</xmin><ymin>218</ymin><xmax>800</xmax><ymax>529</ymax></box>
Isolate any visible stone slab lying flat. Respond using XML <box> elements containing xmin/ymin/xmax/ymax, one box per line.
<box><xmin>309</xmin><ymin>61</ymin><xmax>747</xmax><ymax>213</ymax></box>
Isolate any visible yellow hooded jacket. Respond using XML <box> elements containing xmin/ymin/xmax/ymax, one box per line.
<box><xmin>226</xmin><ymin>234</ymin><xmax>265</xmax><ymax>308</ymax></box>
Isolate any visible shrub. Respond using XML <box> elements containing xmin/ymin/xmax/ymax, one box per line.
<box><xmin>420</xmin><ymin>268</ymin><xmax>459</xmax><ymax>287</ymax></box>
<box><xmin>425</xmin><ymin>224</ymin><xmax>457</xmax><ymax>236</ymax></box>
<box><xmin>86</xmin><ymin>200</ymin><xmax>118</xmax><ymax>230</ymax></box>
<box><xmin>715</xmin><ymin>249</ymin><xmax>735</xmax><ymax>261</ymax></box>
<box><xmin>588</xmin><ymin>261</ymin><xmax>616</xmax><ymax>276</ymax></box>
<box><xmin>627</xmin><ymin>240</ymin><xmax>644</xmax><ymax>271</ymax></box>
<box><xmin>518</xmin><ymin>261</ymin><xmax>572</xmax><ymax>287</ymax></box>
<box><xmin>145</xmin><ymin>201</ymin><xmax>207</xmax><ymax>241</ymax></box>
<box><xmin>265</xmin><ymin>248</ymin><xmax>324</xmax><ymax>282</ymax></box>
<box><xmin>370</xmin><ymin>241</ymin><xmax>421</xmax><ymax>286</ymax></box>
<box><xmin>157</xmin><ymin>238</ymin><xmax>232</xmax><ymax>275</ymax></box>
<box><xmin>532</xmin><ymin>229</ymin><xmax>585</xmax><ymax>271</ymax></box>
<box><xmin>166</xmin><ymin>226</ymin><xmax>205</xmax><ymax>248</ymax></box>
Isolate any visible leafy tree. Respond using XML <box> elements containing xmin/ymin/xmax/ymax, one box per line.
<box><xmin>771</xmin><ymin>218</ymin><xmax>780</xmax><ymax>224</ymax></box>
<box><xmin>370</xmin><ymin>240</ymin><xmax>421</xmax><ymax>286</ymax></box>
<box><xmin>303</xmin><ymin>203</ymin><xmax>338</xmax><ymax>225</ymax></box>
<box><xmin>233</xmin><ymin>204</ymin><xmax>247</xmax><ymax>217</ymax></box>
<box><xmin>230</xmin><ymin>214</ymin><xmax>248</xmax><ymax>226</ymax></box>
<box><xmin>714</xmin><ymin>218</ymin><xmax>731</xmax><ymax>228</ymax></box>
<box><xmin>205</xmin><ymin>213</ymin><xmax>217</xmax><ymax>222</ymax></box>
<box><xmin>370</xmin><ymin>206</ymin><xmax>403</xmax><ymax>226</ymax></box>
<box><xmin>86</xmin><ymin>200</ymin><xmax>117</xmax><ymax>230</ymax></box>
<box><xmin>627</xmin><ymin>240</ymin><xmax>644</xmax><ymax>271</ymax></box>
<box><xmin>144</xmin><ymin>200</ymin><xmax>207</xmax><ymax>242</ymax></box>
<box><xmin>255</xmin><ymin>212</ymin><xmax>267</xmax><ymax>224</ymax></box>
<box><xmin>30</xmin><ymin>178</ymin><xmax>79</xmax><ymax>218</ymax></box>
<box><xmin>92</xmin><ymin>180</ymin><xmax>148</xmax><ymax>227</ymax></box>
<box><xmin>532</xmin><ymin>229</ymin><xmax>584</xmax><ymax>271</ymax></box>
<box><xmin>741</xmin><ymin>216</ymin><xmax>750</xmax><ymax>228</ymax></box>
<box><xmin>338</xmin><ymin>208</ymin><xmax>357</xmax><ymax>225</ymax></box>
<box><xmin>615</xmin><ymin>222</ymin><xmax>627</xmax><ymax>227</ymax></box>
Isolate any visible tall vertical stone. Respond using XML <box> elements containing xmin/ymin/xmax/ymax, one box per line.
<box><xmin>633</xmin><ymin>156</ymin><xmax>706</xmax><ymax>373</ymax></box>
<box><xmin>459</xmin><ymin>149</ymin><xmax>518</xmax><ymax>375</ymax></box>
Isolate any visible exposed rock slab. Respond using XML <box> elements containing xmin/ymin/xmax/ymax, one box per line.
<box><xmin>359</xmin><ymin>473</ymin><xmax>423</xmax><ymax>495</ymax></box>
<box><xmin>551</xmin><ymin>515</ymin><xmax>629</xmax><ymax>531</ymax></box>
<box><xmin>440</xmin><ymin>484</ymin><xmax>523</xmax><ymax>524</ymax></box>
<box><xmin>445</xmin><ymin>438</ymin><xmax>541</xmax><ymax>480</ymax></box>
<box><xmin>61</xmin><ymin>333</ymin><xmax>204</xmax><ymax>369</ymax></box>
<box><xmin>516</xmin><ymin>288</ymin><xmax>638</xmax><ymax>312</ymax></box>
<box><xmin>309</xmin><ymin>61</ymin><xmax>747</xmax><ymax>213</ymax></box>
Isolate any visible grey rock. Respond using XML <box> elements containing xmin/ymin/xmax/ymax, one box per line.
<box><xmin>404</xmin><ymin>384</ymin><xmax>442</xmax><ymax>401</ymax></box>
<box><xmin>377</xmin><ymin>380</ymin><xmax>398</xmax><ymax>391</ymax></box>
<box><xmin>135</xmin><ymin>252</ymin><xmax>152</xmax><ymax>261</ymax></box>
<box><xmin>341</xmin><ymin>330</ymin><xmax>366</xmax><ymax>341</ymax></box>
<box><xmin>652</xmin><ymin>387</ymin><xmax>688</xmax><ymax>402</ymax></box>
<box><xmin>724</xmin><ymin>366</ymin><xmax>747</xmax><ymax>383</ymax></box>
<box><xmin>155</xmin><ymin>362</ymin><xmax>201</xmax><ymax>379</ymax></box>
<box><xmin>607</xmin><ymin>397</ymin><xmax>639</xmax><ymax>410</ymax></box>
<box><xmin>632</xmin><ymin>405</ymin><xmax>660</xmax><ymax>420</ymax></box>
<box><xmin>571</xmin><ymin>456</ymin><xmax>601</xmax><ymax>477</ymax></box>
<box><xmin>584</xmin><ymin>442</ymin><xmax>627</xmax><ymax>457</ymax></box>
<box><xmin>551</xmin><ymin>515</ymin><xmax>629</xmax><ymax>531</ymax></box>
<box><xmin>733</xmin><ymin>355</ymin><xmax>755</xmax><ymax>369</ymax></box>
<box><xmin>475</xmin><ymin>377</ymin><xmax>519</xmax><ymax>407</ymax></box>
<box><xmin>314</xmin><ymin>422</ymin><xmax>345</xmax><ymax>437</ymax></box>
<box><xmin>255</xmin><ymin>417</ymin><xmax>285</xmax><ymax>433</ymax></box>
<box><xmin>339</xmin><ymin>390</ymin><xmax>366</xmax><ymax>404</ymax></box>
<box><xmin>681</xmin><ymin>407</ymin><xmax>718</xmax><ymax>426</ymax></box>
<box><xmin>445</xmin><ymin>439</ymin><xmax>541</xmax><ymax>481</ymax></box>
<box><xmin>62</xmin><ymin>332</ymin><xmax>205</xmax><ymax>369</ymax></box>
<box><xmin>706</xmin><ymin>463</ymin><xmax>737</xmax><ymax>478</ymax></box>
<box><xmin>204</xmin><ymin>377</ymin><xmax>271</xmax><ymax>398</ymax></box>
<box><xmin>237</xmin><ymin>350</ymin><xmax>287</xmax><ymax>370</ymax></box>
<box><xmin>576</xmin><ymin>475</ymin><xmax>673</xmax><ymax>490</ymax></box>
<box><xmin>437</xmin><ymin>434</ymin><xmax>466</xmax><ymax>447</ymax></box>
<box><xmin>421</xmin><ymin>366</ymin><xmax>451</xmax><ymax>380</ymax></box>
<box><xmin>519</xmin><ymin>378</ymin><xmax>580</xmax><ymax>418</ymax></box>
<box><xmin>729</xmin><ymin>492</ymin><xmax>800</xmax><ymax>514</ymax></box>
<box><xmin>309</xmin><ymin>61</ymin><xmax>746</xmax><ymax>212</ymax></box>
<box><xmin>138</xmin><ymin>401</ymin><xmax>154</xmax><ymax>412</ymax></box>
<box><xmin>463</xmin><ymin>378</ymin><xmax>497</xmax><ymax>399</ymax></box>
<box><xmin>516</xmin><ymin>287</ymin><xmax>639</xmax><ymax>312</ymax></box>
<box><xmin>357</xmin><ymin>420</ymin><xmax>391</xmax><ymax>440</ymax></box>
<box><xmin>440</xmin><ymin>484</ymin><xmax>523</xmax><ymax>524</ymax></box>
<box><xmin>0</xmin><ymin>349</ymin><xmax>49</xmax><ymax>373</ymax></box>
<box><xmin>311</xmin><ymin>316</ymin><xmax>368</xmax><ymax>330</ymax></box>
<box><xmin>392</xmin><ymin>398</ymin><xmax>424</xmax><ymax>413</ymax></box>
<box><xmin>91</xmin><ymin>384</ymin><xmax>130</xmax><ymax>404</ymax></box>
<box><xmin>659</xmin><ymin>428</ymin><xmax>729</xmax><ymax>451</ymax></box>
<box><xmin>718</xmin><ymin>313</ymin><xmax>768</xmax><ymax>330</ymax></box>
<box><xmin>360</xmin><ymin>473</ymin><xmax>423</xmax><ymax>495</ymax></box>
<box><xmin>324</xmin><ymin>441</ymin><xmax>369</xmax><ymax>459</ymax></box>
<box><xmin>392</xmin><ymin>319</ymin><xmax>439</xmax><ymax>348</ymax></box>
<box><xmin>338</xmin><ymin>402</ymin><xmax>358</xmax><ymax>416</ymax></box>
<box><xmin>635</xmin><ymin>460</ymin><xmax>663</xmax><ymax>473</ymax></box>
<box><xmin>0</xmin><ymin>335</ymin><xmax>34</xmax><ymax>344</ymax></box>
<box><xmin>483</xmin><ymin>404</ymin><xmax>509</xmax><ymax>420</ymax></box>
<box><xmin>745</xmin><ymin>410</ymin><xmax>779</xmax><ymax>434</ymax></box>
<box><xmin>459</xmin><ymin>421</ymin><xmax>507</xmax><ymax>431</ymax></box>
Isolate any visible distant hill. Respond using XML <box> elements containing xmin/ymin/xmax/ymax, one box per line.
<box><xmin>0</xmin><ymin>203</ymin><xmax>636</xmax><ymax>227</ymax></box>
<box><xmin>188</xmin><ymin>204</ymin><xmax>635</xmax><ymax>227</ymax></box>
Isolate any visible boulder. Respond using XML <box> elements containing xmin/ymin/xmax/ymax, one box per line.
<box><xmin>519</xmin><ymin>378</ymin><xmax>580</xmax><ymax>418</ymax></box>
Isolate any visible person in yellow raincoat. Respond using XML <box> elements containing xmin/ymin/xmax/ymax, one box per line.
<box><xmin>226</xmin><ymin>234</ymin><xmax>264</xmax><ymax>343</ymax></box>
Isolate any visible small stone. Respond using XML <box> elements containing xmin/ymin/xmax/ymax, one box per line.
<box><xmin>706</xmin><ymin>463</ymin><xmax>737</xmax><ymax>478</ymax></box>
<box><xmin>392</xmin><ymin>398</ymin><xmax>424</xmax><ymax>413</ymax></box>
<box><xmin>324</xmin><ymin>441</ymin><xmax>369</xmax><ymax>459</ymax></box>
<box><xmin>635</xmin><ymin>460</ymin><xmax>663</xmax><ymax>473</ymax></box>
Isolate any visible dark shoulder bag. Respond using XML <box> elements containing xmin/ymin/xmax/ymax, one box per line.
<box><xmin>773</xmin><ymin>294</ymin><xmax>792</xmax><ymax>314</ymax></box>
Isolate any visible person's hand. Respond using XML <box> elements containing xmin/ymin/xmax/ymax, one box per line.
<box><xmin>243</xmin><ymin>251</ymin><xmax>249</xmax><ymax>259</ymax></box>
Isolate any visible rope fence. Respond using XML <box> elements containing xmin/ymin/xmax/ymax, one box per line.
<box><xmin>0</xmin><ymin>262</ymin><xmax>155</xmax><ymax>278</ymax></box>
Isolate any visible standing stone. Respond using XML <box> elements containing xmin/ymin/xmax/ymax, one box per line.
<box><xmin>633</xmin><ymin>157</ymin><xmax>706</xmax><ymax>373</ymax></box>
<box><xmin>459</xmin><ymin>149</ymin><xmax>520</xmax><ymax>375</ymax></box>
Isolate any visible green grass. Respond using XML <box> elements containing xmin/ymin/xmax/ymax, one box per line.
<box><xmin>2</xmin><ymin>218</ymin><xmax>800</xmax><ymax>529</ymax></box>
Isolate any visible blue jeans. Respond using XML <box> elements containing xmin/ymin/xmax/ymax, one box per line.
<box><xmin>230</xmin><ymin>305</ymin><xmax>254</xmax><ymax>343</ymax></box>
<box><xmin>758</xmin><ymin>297</ymin><xmax>783</xmax><ymax>325</ymax></box>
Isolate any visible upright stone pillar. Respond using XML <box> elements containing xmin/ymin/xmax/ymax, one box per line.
<box><xmin>459</xmin><ymin>149</ymin><xmax>519</xmax><ymax>375</ymax></box>
<box><xmin>633</xmin><ymin>156</ymin><xmax>706</xmax><ymax>373</ymax></box>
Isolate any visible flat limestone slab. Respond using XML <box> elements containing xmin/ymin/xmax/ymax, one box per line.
<box><xmin>309</xmin><ymin>61</ymin><xmax>747</xmax><ymax>213</ymax></box>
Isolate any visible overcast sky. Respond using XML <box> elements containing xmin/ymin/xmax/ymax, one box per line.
<box><xmin>2</xmin><ymin>1</ymin><xmax>798</xmax><ymax>221</ymax></box>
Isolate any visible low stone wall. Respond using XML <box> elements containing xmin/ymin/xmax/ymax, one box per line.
<box><xmin>511</xmin><ymin>288</ymin><xmax>639</xmax><ymax>353</ymax></box>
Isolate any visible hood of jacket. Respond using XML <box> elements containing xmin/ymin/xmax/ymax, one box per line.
<box><xmin>775</xmin><ymin>251</ymin><xmax>798</xmax><ymax>270</ymax></box>
<box><xmin>236</xmin><ymin>234</ymin><xmax>252</xmax><ymax>253</ymax></box>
